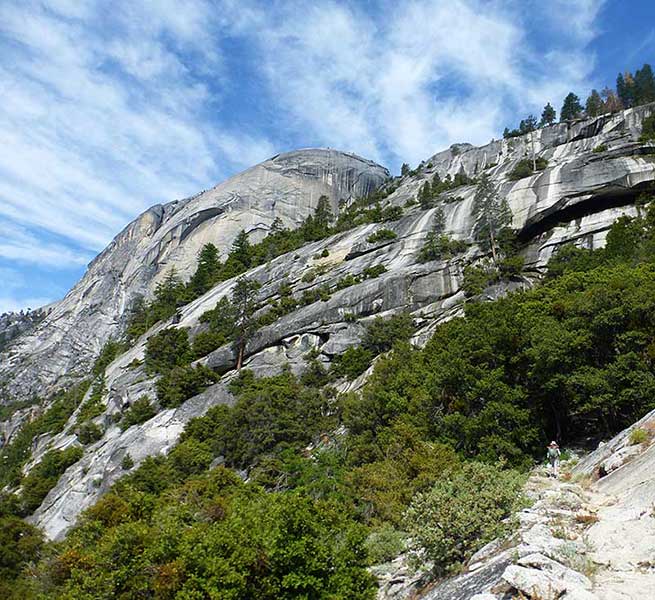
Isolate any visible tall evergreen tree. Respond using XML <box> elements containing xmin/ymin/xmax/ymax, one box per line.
<box><xmin>560</xmin><ymin>93</ymin><xmax>583</xmax><ymax>121</ymax></box>
<box><xmin>585</xmin><ymin>89</ymin><xmax>603</xmax><ymax>117</ymax></box>
<box><xmin>617</xmin><ymin>72</ymin><xmax>636</xmax><ymax>108</ymax></box>
<box><xmin>153</xmin><ymin>268</ymin><xmax>185</xmax><ymax>320</ymax></box>
<box><xmin>232</xmin><ymin>277</ymin><xmax>262</xmax><ymax>369</ymax></box>
<box><xmin>187</xmin><ymin>243</ymin><xmax>221</xmax><ymax>298</ymax></box>
<box><xmin>472</xmin><ymin>174</ymin><xmax>512</xmax><ymax>264</ymax></box>
<box><xmin>313</xmin><ymin>196</ymin><xmax>334</xmax><ymax>233</ymax></box>
<box><xmin>229</xmin><ymin>230</ymin><xmax>253</xmax><ymax>269</ymax></box>
<box><xmin>540</xmin><ymin>103</ymin><xmax>556</xmax><ymax>126</ymax></box>
<box><xmin>418</xmin><ymin>182</ymin><xmax>433</xmax><ymax>209</ymax></box>
<box><xmin>519</xmin><ymin>115</ymin><xmax>538</xmax><ymax>134</ymax></box>
<box><xmin>400</xmin><ymin>163</ymin><xmax>410</xmax><ymax>177</ymax></box>
<box><xmin>634</xmin><ymin>63</ymin><xmax>655</xmax><ymax>105</ymax></box>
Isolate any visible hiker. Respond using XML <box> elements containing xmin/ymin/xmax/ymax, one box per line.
<box><xmin>547</xmin><ymin>441</ymin><xmax>561</xmax><ymax>478</ymax></box>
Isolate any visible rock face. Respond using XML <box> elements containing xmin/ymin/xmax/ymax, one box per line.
<box><xmin>4</xmin><ymin>104</ymin><xmax>655</xmax><ymax>540</ymax></box>
<box><xmin>0</xmin><ymin>149</ymin><xmax>388</xmax><ymax>401</ymax></box>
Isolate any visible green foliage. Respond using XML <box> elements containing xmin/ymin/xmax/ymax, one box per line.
<box><xmin>156</xmin><ymin>364</ymin><xmax>218</xmax><ymax>408</ymax></box>
<box><xmin>640</xmin><ymin>113</ymin><xmax>655</xmax><ymax>142</ymax></box>
<box><xmin>363</xmin><ymin>313</ymin><xmax>415</xmax><ymax>355</ymax></box>
<box><xmin>75</xmin><ymin>377</ymin><xmax>106</xmax><ymax>426</ymax></box>
<box><xmin>92</xmin><ymin>340</ymin><xmax>127</xmax><ymax>377</ymax></box>
<box><xmin>0</xmin><ymin>381</ymin><xmax>90</xmax><ymax>489</ymax></box>
<box><xmin>472</xmin><ymin>174</ymin><xmax>513</xmax><ymax>263</ymax></box>
<box><xmin>76</xmin><ymin>421</ymin><xmax>104</xmax><ymax>445</ymax></box>
<box><xmin>629</xmin><ymin>428</ymin><xmax>649</xmax><ymax>445</ymax></box>
<box><xmin>404</xmin><ymin>462</ymin><xmax>526</xmax><ymax>574</ymax></box>
<box><xmin>419</xmin><ymin>233</ymin><xmax>467</xmax><ymax>262</ymax></box>
<box><xmin>20</xmin><ymin>446</ymin><xmax>84</xmax><ymax>514</ymax></box>
<box><xmin>119</xmin><ymin>396</ymin><xmax>157</xmax><ymax>431</ymax></box>
<box><xmin>0</xmin><ymin>516</ymin><xmax>43</xmax><ymax>593</ymax></box>
<box><xmin>145</xmin><ymin>327</ymin><xmax>191</xmax><ymax>374</ymax></box>
<box><xmin>121</xmin><ymin>454</ymin><xmax>134</xmax><ymax>470</ymax></box>
<box><xmin>508</xmin><ymin>157</ymin><xmax>548</xmax><ymax>181</ymax></box>
<box><xmin>541</xmin><ymin>102</ymin><xmax>557</xmax><ymax>126</ymax></box>
<box><xmin>586</xmin><ymin>89</ymin><xmax>603</xmax><ymax>117</ymax></box>
<box><xmin>367</xmin><ymin>228</ymin><xmax>397</xmax><ymax>244</ymax></box>
<box><xmin>302</xmin><ymin>269</ymin><xmax>317</xmax><ymax>283</ymax></box>
<box><xmin>560</xmin><ymin>92</ymin><xmax>583</xmax><ymax>121</ymax></box>
<box><xmin>364</xmin><ymin>524</ymin><xmax>407</xmax><ymax>564</ymax></box>
<box><xmin>593</xmin><ymin>143</ymin><xmax>608</xmax><ymax>153</ymax></box>
<box><xmin>331</xmin><ymin>347</ymin><xmax>375</xmax><ymax>380</ymax></box>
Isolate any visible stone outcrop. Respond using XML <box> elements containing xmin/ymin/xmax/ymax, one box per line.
<box><xmin>4</xmin><ymin>104</ymin><xmax>655</xmax><ymax>540</ymax></box>
<box><xmin>0</xmin><ymin>149</ymin><xmax>388</xmax><ymax>402</ymax></box>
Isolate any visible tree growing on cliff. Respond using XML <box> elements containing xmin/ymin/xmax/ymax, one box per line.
<box><xmin>560</xmin><ymin>93</ymin><xmax>583</xmax><ymax>121</ymax></box>
<box><xmin>634</xmin><ymin>63</ymin><xmax>655</xmax><ymax>105</ymax></box>
<box><xmin>186</xmin><ymin>243</ymin><xmax>221</xmax><ymax>298</ymax></box>
<box><xmin>540</xmin><ymin>103</ymin><xmax>556</xmax><ymax>126</ymax></box>
<box><xmin>232</xmin><ymin>277</ymin><xmax>262</xmax><ymax>369</ymax></box>
<box><xmin>472</xmin><ymin>174</ymin><xmax>512</xmax><ymax>264</ymax></box>
<box><xmin>585</xmin><ymin>89</ymin><xmax>603</xmax><ymax>117</ymax></box>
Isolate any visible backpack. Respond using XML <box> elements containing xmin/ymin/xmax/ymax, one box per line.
<box><xmin>547</xmin><ymin>447</ymin><xmax>559</xmax><ymax>460</ymax></box>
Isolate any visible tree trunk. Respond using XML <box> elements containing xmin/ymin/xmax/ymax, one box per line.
<box><xmin>236</xmin><ymin>340</ymin><xmax>244</xmax><ymax>370</ymax></box>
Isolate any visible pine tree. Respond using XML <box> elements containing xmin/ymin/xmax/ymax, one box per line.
<box><xmin>187</xmin><ymin>243</ymin><xmax>221</xmax><ymax>298</ymax></box>
<box><xmin>617</xmin><ymin>72</ymin><xmax>636</xmax><ymax>108</ymax></box>
<box><xmin>232</xmin><ymin>277</ymin><xmax>262</xmax><ymax>369</ymax></box>
<box><xmin>634</xmin><ymin>63</ymin><xmax>655</xmax><ymax>105</ymax></box>
<box><xmin>560</xmin><ymin>93</ymin><xmax>583</xmax><ymax>121</ymax></box>
<box><xmin>418</xmin><ymin>182</ymin><xmax>433</xmax><ymax>210</ymax></box>
<box><xmin>313</xmin><ymin>196</ymin><xmax>334</xmax><ymax>234</ymax></box>
<box><xmin>472</xmin><ymin>174</ymin><xmax>512</xmax><ymax>264</ymax></box>
<box><xmin>540</xmin><ymin>103</ymin><xmax>556</xmax><ymax>126</ymax></box>
<box><xmin>401</xmin><ymin>163</ymin><xmax>410</xmax><ymax>177</ymax></box>
<box><xmin>229</xmin><ymin>230</ymin><xmax>253</xmax><ymax>269</ymax></box>
<box><xmin>519</xmin><ymin>115</ymin><xmax>538</xmax><ymax>134</ymax></box>
<box><xmin>585</xmin><ymin>89</ymin><xmax>603</xmax><ymax>117</ymax></box>
<box><xmin>153</xmin><ymin>268</ymin><xmax>185</xmax><ymax>320</ymax></box>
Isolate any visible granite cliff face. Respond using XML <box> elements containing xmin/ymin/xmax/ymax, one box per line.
<box><xmin>0</xmin><ymin>149</ymin><xmax>388</xmax><ymax>402</ymax></box>
<box><xmin>2</xmin><ymin>104</ymin><xmax>655</xmax><ymax>542</ymax></box>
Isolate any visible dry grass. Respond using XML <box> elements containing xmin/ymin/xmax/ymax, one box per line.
<box><xmin>574</xmin><ymin>512</ymin><xmax>599</xmax><ymax>525</ymax></box>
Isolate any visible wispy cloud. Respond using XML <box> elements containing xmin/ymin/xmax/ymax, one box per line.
<box><xmin>0</xmin><ymin>0</ymin><xmax>605</xmax><ymax>312</ymax></box>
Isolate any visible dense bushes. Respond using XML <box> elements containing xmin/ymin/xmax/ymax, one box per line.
<box><xmin>404</xmin><ymin>462</ymin><xmax>526</xmax><ymax>574</ymax></box>
<box><xmin>367</xmin><ymin>228</ymin><xmax>397</xmax><ymax>244</ymax></box>
<box><xmin>0</xmin><ymin>381</ymin><xmax>89</xmax><ymax>489</ymax></box>
<box><xmin>508</xmin><ymin>157</ymin><xmax>548</xmax><ymax>180</ymax></box>
<box><xmin>155</xmin><ymin>364</ymin><xmax>218</xmax><ymax>408</ymax></box>
<box><xmin>119</xmin><ymin>396</ymin><xmax>157</xmax><ymax>430</ymax></box>
<box><xmin>20</xmin><ymin>447</ymin><xmax>83</xmax><ymax>514</ymax></box>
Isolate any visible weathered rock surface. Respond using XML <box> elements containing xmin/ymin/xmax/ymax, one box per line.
<box><xmin>0</xmin><ymin>149</ymin><xmax>388</xmax><ymax>402</ymax></box>
<box><xmin>5</xmin><ymin>104</ymin><xmax>655</xmax><ymax>541</ymax></box>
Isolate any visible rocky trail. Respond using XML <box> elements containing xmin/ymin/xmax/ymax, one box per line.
<box><xmin>377</xmin><ymin>408</ymin><xmax>655</xmax><ymax>600</ymax></box>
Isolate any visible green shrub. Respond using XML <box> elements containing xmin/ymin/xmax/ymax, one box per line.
<box><xmin>121</xmin><ymin>454</ymin><xmax>134</xmax><ymax>470</ymax></box>
<box><xmin>462</xmin><ymin>264</ymin><xmax>499</xmax><ymax>296</ymax></box>
<box><xmin>0</xmin><ymin>516</ymin><xmax>43</xmax><ymax>588</ymax></box>
<box><xmin>321</xmin><ymin>248</ymin><xmax>330</xmax><ymax>257</ymax></box>
<box><xmin>592</xmin><ymin>144</ymin><xmax>608</xmax><ymax>153</ymax></box>
<box><xmin>499</xmin><ymin>254</ymin><xmax>525</xmax><ymax>277</ymax></box>
<box><xmin>629</xmin><ymin>428</ymin><xmax>649</xmax><ymax>445</ymax></box>
<box><xmin>639</xmin><ymin>113</ymin><xmax>655</xmax><ymax>142</ymax></box>
<box><xmin>363</xmin><ymin>313</ymin><xmax>415</xmax><ymax>355</ymax></box>
<box><xmin>508</xmin><ymin>157</ymin><xmax>548</xmax><ymax>181</ymax></box>
<box><xmin>20</xmin><ymin>446</ymin><xmax>84</xmax><ymax>514</ymax></box>
<box><xmin>191</xmin><ymin>329</ymin><xmax>229</xmax><ymax>358</ymax></box>
<box><xmin>156</xmin><ymin>365</ymin><xmax>218</xmax><ymax>408</ymax></box>
<box><xmin>362</xmin><ymin>265</ymin><xmax>387</xmax><ymax>279</ymax></box>
<box><xmin>145</xmin><ymin>327</ymin><xmax>191</xmax><ymax>374</ymax></box>
<box><xmin>403</xmin><ymin>462</ymin><xmax>526</xmax><ymax>574</ymax></box>
<box><xmin>336</xmin><ymin>273</ymin><xmax>360</xmax><ymax>290</ymax></box>
<box><xmin>119</xmin><ymin>396</ymin><xmax>157</xmax><ymax>431</ymax></box>
<box><xmin>301</xmin><ymin>269</ymin><xmax>317</xmax><ymax>283</ymax></box>
<box><xmin>364</xmin><ymin>524</ymin><xmax>407</xmax><ymax>564</ymax></box>
<box><xmin>331</xmin><ymin>347</ymin><xmax>374</xmax><ymax>380</ymax></box>
<box><xmin>367</xmin><ymin>229</ymin><xmax>397</xmax><ymax>244</ymax></box>
<box><xmin>77</xmin><ymin>422</ymin><xmax>104</xmax><ymax>445</ymax></box>
<box><xmin>76</xmin><ymin>378</ymin><xmax>106</xmax><ymax>425</ymax></box>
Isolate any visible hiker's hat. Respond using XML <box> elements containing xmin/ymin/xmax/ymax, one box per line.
<box><xmin>549</xmin><ymin>441</ymin><xmax>558</xmax><ymax>447</ymax></box>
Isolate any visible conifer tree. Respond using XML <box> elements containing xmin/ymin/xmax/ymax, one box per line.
<box><xmin>634</xmin><ymin>63</ymin><xmax>655</xmax><ymax>105</ymax></box>
<box><xmin>617</xmin><ymin>72</ymin><xmax>636</xmax><ymax>108</ymax></box>
<box><xmin>418</xmin><ymin>182</ymin><xmax>433</xmax><ymax>210</ymax></box>
<box><xmin>187</xmin><ymin>243</ymin><xmax>221</xmax><ymax>297</ymax></box>
<box><xmin>153</xmin><ymin>268</ymin><xmax>185</xmax><ymax>320</ymax></box>
<box><xmin>585</xmin><ymin>89</ymin><xmax>603</xmax><ymax>117</ymax></box>
<box><xmin>232</xmin><ymin>277</ymin><xmax>262</xmax><ymax>370</ymax></box>
<box><xmin>540</xmin><ymin>103</ymin><xmax>556</xmax><ymax>126</ymax></box>
<box><xmin>401</xmin><ymin>163</ymin><xmax>410</xmax><ymax>177</ymax></box>
<box><xmin>229</xmin><ymin>230</ymin><xmax>253</xmax><ymax>269</ymax></box>
<box><xmin>560</xmin><ymin>93</ymin><xmax>583</xmax><ymax>121</ymax></box>
<box><xmin>472</xmin><ymin>174</ymin><xmax>512</xmax><ymax>264</ymax></box>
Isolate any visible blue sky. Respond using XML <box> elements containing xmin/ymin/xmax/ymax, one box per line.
<box><xmin>0</xmin><ymin>0</ymin><xmax>653</xmax><ymax>313</ymax></box>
